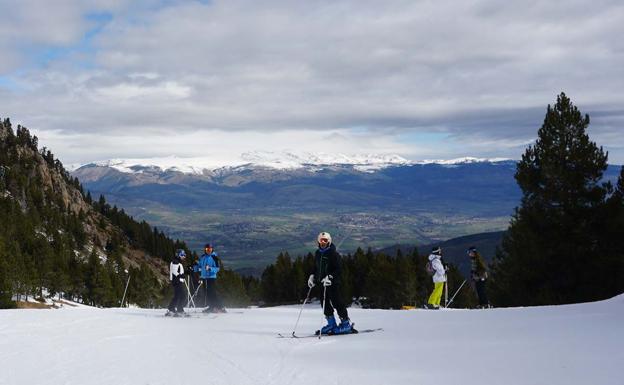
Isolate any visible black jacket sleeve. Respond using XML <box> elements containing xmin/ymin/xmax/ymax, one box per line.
<box><xmin>328</xmin><ymin>248</ymin><xmax>342</xmax><ymax>279</ymax></box>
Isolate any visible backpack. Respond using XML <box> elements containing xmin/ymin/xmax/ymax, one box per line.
<box><xmin>212</xmin><ymin>254</ymin><xmax>221</xmax><ymax>269</ymax></box>
<box><xmin>425</xmin><ymin>260</ymin><xmax>435</xmax><ymax>276</ymax></box>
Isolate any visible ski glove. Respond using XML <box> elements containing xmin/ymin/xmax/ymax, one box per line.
<box><xmin>321</xmin><ymin>275</ymin><xmax>333</xmax><ymax>287</ymax></box>
<box><xmin>307</xmin><ymin>274</ymin><xmax>315</xmax><ymax>288</ymax></box>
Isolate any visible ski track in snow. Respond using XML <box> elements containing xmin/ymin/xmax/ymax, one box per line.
<box><xmin>0</xmin><ymin>296</ymin><xmax>622</xmax><ymax>385</ymax></box>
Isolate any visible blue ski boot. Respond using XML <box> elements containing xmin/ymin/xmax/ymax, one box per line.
<box><xmin>334</xmin><ymin>318</ymin><xmax>353</xmax><ymax>334</ymax></box>
<box><xmin>320</xmin><ymin>316</ymin><xmax>337</xmax><ymax>335</ymax></box>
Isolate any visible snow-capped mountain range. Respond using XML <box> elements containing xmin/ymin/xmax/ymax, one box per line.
<box><xmin>69</xmin><ymin>151</ymin><xmax>512</xmax><ymax>174</ymax></box>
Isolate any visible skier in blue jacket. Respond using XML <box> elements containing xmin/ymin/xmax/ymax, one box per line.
<box><xmin>198</xmin><ymin>243</ymin><xmax>225</xmax><ymax>313</ymax></box>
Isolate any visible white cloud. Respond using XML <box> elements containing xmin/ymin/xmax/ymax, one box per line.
<box><xmin>1</xmin><ymin>0</ymin><xmax>624</xmax><ymax>163</ymax></box>
<box><xmin>31</xmin><ymin>127</ymin><xmax>417</xmax><ymax>165</ymax></box>
<box><xmin>94</xmin><ymin>81</ymin><xmax>191</xmax><ymax>101</ymax></box>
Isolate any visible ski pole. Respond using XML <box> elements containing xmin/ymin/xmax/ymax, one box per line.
<box><xmin>446</xmin><ymin>279</ymin><xmax>467</xmax><ymax>308</ymax></box>
<box><xmin>444</xmin><ymin>276</ymin><xmax>449</xmax><ymax>308</ymax></box>
<box><xmin>186</xmin><ymin>277</ymin><xmax>192</xmax><ymax>308</ymax></box>
<box><xmin>292</xmin><ymin>285</ymin><xmax>314</xmax><ymax>337</ymax></box>
<box><xmin>189</xmin><ymin>277</ymin><xmax>200</xmax><ymax>309</ymax></box>
<box><xmin>190</xmin><ymin>280</ymin><xmax>203</xmax><ymax>302</ymax></box>
<box><xmin>184</xmin><ymin>279</ymin><xmax>196</xmax><ymax>309</ymax></box>
<box><xmin>120</xmin><ymin>273</ymin><xmax>130</xmax><ymax>308</ymax></box>
<box><xmin>319</xmin><ymin>285</ymin><xmax>328</xmax><ymax>340</ymax></box>
<box><xmin>335</xmin><ymin>226</ymin><xmax>354</xmax><ymax>251</ymax></box>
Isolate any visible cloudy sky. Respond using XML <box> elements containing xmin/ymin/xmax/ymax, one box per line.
<box><xmin>1</xmin><ymin>0</ymin><xmax>623</xmax><ymax>164</ymax></box>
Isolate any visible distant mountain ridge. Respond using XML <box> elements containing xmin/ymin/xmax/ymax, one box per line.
<box><xmin>72</xmin><ymin>157</ymin><xmax>523</xmax><ymax>216</ymax></box>
<box><xmin>70</xmin><ymin>151</ymin><xmax>513</xmax><ymax>175</ymax></box>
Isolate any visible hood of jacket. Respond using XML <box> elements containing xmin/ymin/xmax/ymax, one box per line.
<box><xmin>428</xmin><ymin>253</ymin><xmax>441</xmax><ymax>262</ymax></box>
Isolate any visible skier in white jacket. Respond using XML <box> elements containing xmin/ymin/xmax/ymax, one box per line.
<box><xmin>166</xmin><ymin>249</ymin><xmax>188</xmax><ymax>316</ymax></box>
<box><xmin>426</xmin><ymin>247</ymin><xmax>447</xmax><ymax>309</ymax></box>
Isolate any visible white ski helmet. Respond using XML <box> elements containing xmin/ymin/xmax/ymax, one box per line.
<box><xmin>317</xmin><ymin>232</ymin><xmax>332</xmax><ymax>245</ymax></box>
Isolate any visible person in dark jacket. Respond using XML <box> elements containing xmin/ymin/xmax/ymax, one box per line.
<box><xmin>468</xmin><ymin>246</ymin><xmax>490</xmax><ymax>308</ymax></box>
<box><xmin>166</xmin><ymin>249</ymin><xmax>188</xmax><ymax>316</ymax></box>
<box><xmin>307</xmin><ymin>231</ymin><xmax>353</xmax><ymax>334</ymax></box>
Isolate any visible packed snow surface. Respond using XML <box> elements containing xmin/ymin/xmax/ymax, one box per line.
<box><xmin>1</xmin><ymin>295</ymin><xmax>622</xmax><ymax>385</ymax></box>
<box><xmin>70</xmin><ymin>151</ymin><xmax>512</xmax><ymax>174</ymax></box>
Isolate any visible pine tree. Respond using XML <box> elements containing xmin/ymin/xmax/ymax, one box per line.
<box><xmin>410</xmin><ymin>249</ymin><xmax>431</xmax><ymax>307</ymax></box>
<box><xmin>291</xmin><ymin>256</ymin><xmax>307</xmax><ymax>301</ymax></box>
<box><xmin>0</xmin><ymin>237</ymin><xmax>17</xmax><ymax>308</ymax></box>
<box><xmin>491</xmin><ymin>93</ymin><xmax>615</xmax><ymax>306</ymax></box>
<box><xmin>273</xmin><ymin>252</ymin><xmax>295</xmax><ymax>303</ymax></box>
<box><xmin>126</xmin><ymin>262</ymin><xmax>163</xmax><ymax>308</ymax></box>
<box><xmin>216</xmin><ymin>269</ymin><xmax>251</xmax><ymax>307</ymax></box>
<box><xmin>260</xmin><ymin>264</ymin><xmax>278</xmax><ymax>304</ymax></box>
<box><xmin>599</xmin><ymin>166</ymin><xmax>624</xmax><ymax>296</ymax></box>
<box><xmin>242</xmin><ymin>275</ymin><xmax>262</xmax><ymax>303</ymax></box>
<box><xmin>84</xmin><ymin>250</ymin><xmax>103</xmax><ymax>306</ymax></box>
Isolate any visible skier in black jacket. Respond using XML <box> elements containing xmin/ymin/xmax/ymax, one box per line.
<box><xmin>307</xmin><ymin>231</ymin><xmax>353</xmax><ymax>334</ymax></box>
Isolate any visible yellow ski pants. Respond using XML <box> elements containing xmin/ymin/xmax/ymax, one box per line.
<box><xmin>428</xmin><ymin>282</ymin><xmax>445</xmax><ymax>306</ymax></box>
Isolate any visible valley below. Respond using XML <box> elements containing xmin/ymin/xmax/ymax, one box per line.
<box><xmin>73</xmin><ymin>157</ymin><xmax>621</xmax><ymax>272</ymax></box>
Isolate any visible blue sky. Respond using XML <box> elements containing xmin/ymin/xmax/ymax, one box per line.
<box><xmin>1</xmin><ymin>0</ymin><xmax>623</xmax><ymax>164</ymax></box>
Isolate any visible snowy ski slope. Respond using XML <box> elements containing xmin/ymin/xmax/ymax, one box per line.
<box><xmin>0</xmin><ymin>295</ymin><xmax>622</xmax><ymax>385</ymax></box>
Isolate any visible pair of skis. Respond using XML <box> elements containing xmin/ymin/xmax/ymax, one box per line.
<box><xmin>282</xmin><ymin>286</ymin><xmax>383</xmax><ymax>339</ymax></box>
<box><xmin>163</xmin><ymin>310</ymin><xmax>242</xmax><ymax>318</ymax></box>
<box><xmin>277</xmin><ymin>326</ymin><xmax>383</xmax><ymax>339</ymax></box>
<box><xmin>164</xmin><ymin>311</ymin><xmax>192</xmax><ymax>318</ymax></box>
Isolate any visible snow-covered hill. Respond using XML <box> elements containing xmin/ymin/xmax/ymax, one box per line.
<box><xmin>1</xmin><ymin>295</ymin><xmax>622</xmax><ymax>385</ymax></box>
<box><xmin>69</xmin><ymin>151</ymin><xmax>511</xmax><ymax>174</ymax></box>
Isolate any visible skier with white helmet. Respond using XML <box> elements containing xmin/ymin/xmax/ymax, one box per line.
<box><xmin>307</xmin><ymin>231</ymin><xmax>353</xmax><ymax>334</ymax></box>
<box><xmin>425</xmin><ymin>246</ymin><xmax>447</xmax><ymax>309</ymax></box>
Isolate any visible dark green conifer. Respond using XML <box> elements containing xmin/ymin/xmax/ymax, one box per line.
<box><xmin>491</xmin><ymin>93</ymin><xmax>618</xmax><ymax>306</ymax></box>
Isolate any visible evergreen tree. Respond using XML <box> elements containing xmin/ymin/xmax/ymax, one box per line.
<box><xmin>291</xmin><ymin>256</ymin><xmax>307</xmax><ymax>301</ymax></box>
<box><xmin>126</xmin><ymin>262</ymin><xmax>163</xmax><ymax>308</ymax></box>
<box><xmin>491</xmin><ymin>93</ymin><xmax>618</xmax><ymax>306</ymax></box>
<box><xmin>217</xmin><ymin>269</ymin><xmax>251</xmax><ymax>307</ymax></box>
<box><xmin>0</xmin><ymin>237</ymin><xmax>17</xmax><ymax>308</ymax></box>
<box><xmin>349</xmin><ymin>247</ymin><xmax>370</xmax><ymax>300</ymax></box>
<box><xmin>273</xmin><ymin>252</ymin><xmax>295</xmax><ymax>303</ymax></box>
<box><xmin>242</xmin><ymin>275</ymin><xmax>262</xmax><ymax>303</ymax></box>
<box><xmin>598</xmin><ymin>166</ymin><xmax>624</xmax><ymax>297</ymax></box>
<box><xmin>260</xmin><ymin>264</ymin><xmax>278</xmax><ymax>304</ymax></box>
<box><xmin>84</xmin><ymin>250</ymin><xmax>104</xmax><ymax>306</ymax></box>
<box><xmin>363</xmin><ymin>252</ymin><xmax>400</xmax><ymax>308</ymax></box>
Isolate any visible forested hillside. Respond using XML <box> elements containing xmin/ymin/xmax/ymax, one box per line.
<box><xmin>0</xmin><ymin>118</ymin><xmax>196</xmax><ymax>308</ymax></box>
